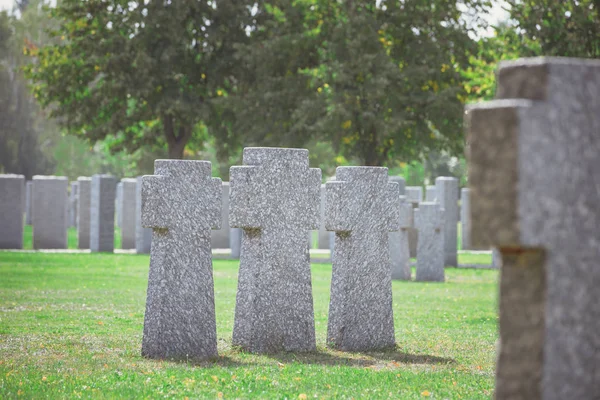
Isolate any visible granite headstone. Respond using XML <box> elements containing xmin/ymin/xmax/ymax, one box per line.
<box><xmin>0</xmin><ymin>174</ymin><xmax>25</xmax><ymax>249</ymax></box>
<box><xmin>414</xmin><ymin>202</ymin><xmax>445</xmax><ymax>282</ymax></box>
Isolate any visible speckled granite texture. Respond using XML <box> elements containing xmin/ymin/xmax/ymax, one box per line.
<box><xmin>435</xmin><ymin>177</ymin><xmax>458</xmax><ymax>267</ymax></box>
<box><xmin>0</xmin><ymin>174</ymin><xmax>25</xmax><ymax>249</ymax></box>
<box><xmin>90</xmin><ymin>175</ymin><xmax>116</xmax><ymax>253</ymax></box>
<box><xmin>141</xmin><ymin>160</ymin><xmax>221</xmax><ymax>361</ymax></box>
<box><xmin>414</xmin><ymin>202</ymin><xmax>445</xmax><ymax>282</ymax></box>
<box><xmin>230</xmin><ymin>147</ymin><xmax>320</xmax><ymax>353</ymax></box>
<box><xmin>77</xmin><ymin>177</ymin><xmax>91</xmax><ymax>249</ymax></box>
<box><xmin>390</xmin><ymin>196</ymin><xmax>413</xmax><ymax>281</ymax></box>
<box><xmin>466</xmin><ymin>57</ymin><xmax>600</xmax><ymax>400</ymax></box>
<box><xmin>32</xmin><ymin>176</ymin><xmax>68</xmax><ymax>249</ymax></box>
<box><xmin>135</xmin><ymin>176</ymin><xmax>152</xmax><ymax>254</ymax></box>
<box><xmin>325</xmin><ymin>167</ymin><xmax>400</xmax><ymax>351</ymax></box>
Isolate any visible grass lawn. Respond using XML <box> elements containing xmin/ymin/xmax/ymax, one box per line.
<box><xmin>0</xmin><ymin>252</ymin><xmax>497</xmax><ymax>399</ymax></box>
<box><xmin>22</xmin><ymin>225</ymin><xmax>122</xmax><ymax>250</ymax></box>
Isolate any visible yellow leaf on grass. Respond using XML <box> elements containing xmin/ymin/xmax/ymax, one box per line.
<box><xmin>217</xmin><ymin>392</ymin><xmax>224</xmax><ymax>398</ymax></box>
<box><xmin>97</xmin><ymin>321</ymin><xmax>104</xmax><ymax>325</ymax></box>
<box><xmin>421</xmin><ymin>390</ymin><xmax>431</xmax><ymax>397</ymax></box>
<box><xmin>211</xmin><ymin>375</ymin><xmax>219</xmax><ymax>382</ymax></box>
<box><xmin>298</xmin><ymin>394</ymin><xmax>307</xmax><ymax>400</ymax></box>
<box><xmin>42</xmin><ymin>376</ymin><xmax>47</xmax><ymax>382</ymax></box>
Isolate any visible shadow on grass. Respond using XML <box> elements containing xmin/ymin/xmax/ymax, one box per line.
<box><xmin>266</xmin><ymin>348</ymin><xmax>455</xmax><ymax>367</ymax></box>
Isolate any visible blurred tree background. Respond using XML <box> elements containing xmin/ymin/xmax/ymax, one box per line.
<box><xmin>1</xmin><ymin>0</ymin><xmax>598</xmax><ymax>184</ymax></box>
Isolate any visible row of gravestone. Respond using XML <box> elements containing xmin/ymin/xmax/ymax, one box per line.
<box><xmin>138</xmin><ymin>149</ymin><xmax>465</xmax><ymax>359</ymax></box>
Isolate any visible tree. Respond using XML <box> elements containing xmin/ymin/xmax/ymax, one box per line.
<box><xmin>506</xmin><ymin>0</ymin><xmax>599</xmax><ymax>58</ymax></box>
<box><xmin>26</xmin><ymin>0</ymin><xmax>253</xmax><ymax>159</ymax></box>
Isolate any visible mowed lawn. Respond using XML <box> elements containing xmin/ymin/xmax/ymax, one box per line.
<box><xmin>0</xmin><ymin>252</ymin><xmax>498</xmax><ymax>399</ymax></box>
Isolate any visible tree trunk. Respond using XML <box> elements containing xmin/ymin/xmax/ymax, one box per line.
<box><xmin>163</xmin><ymin>114</ymin><xmax>192</xmax><ymax>159</ymax></box>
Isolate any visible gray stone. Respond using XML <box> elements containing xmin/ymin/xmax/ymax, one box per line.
<box><xmin>230</xmin><ymin>228</ymin><xmax>242</xmax><ymax>258</ymax></box>
<box><xmin>25</xmin><ymin>181</ymin><xmax>32</xmax><ymax>225</ymax></box>
<box><xmin>141</xmin><ymin>160</ymin><xmax>221</xmax><ymax>361</ymax></box>
<box><xmin>120</xmin><ymin>179</ymin><xmax>137</xmax><ymax>249</ymax></box>
<box><xmin>466</xmin><ymin>57</ymin><xmax>600</xmax><ymax>400</ymax></box>
<box><xmin>405</xmin><ymin>186</ymin><xmax>422</xmax><ymax>257</ymax></box>
<box><xmin>211</xmin><ymin>182</ymin><xmax>230</xmax><ymax>249</ymax></box>
<box><xmin>435</xmin><ymin>177</ymin><xmax>458</xmax><ymax>267</ymax></box>
<box><xmin>414</xmin><ymin>202</ymin><xmax>445</xmax><ymax>282</ymax></box>
<box><xmin>135</xmin><ymin>176</ymin><xmax>152</xmax><ymax>254</ymax></box>
<box><xmin>425</xmin><ymin>185</ymin><xmax>437</xmax><ymax>202</ymax></box>
<box><xmin>460</xmin><ymin>188</ymin><xmax>471</xmax><ymax>250</ymax></box>
<box><xmin>317</xmin><ymin>184</ymin><xmax>330</xmax><ymax>250</ymax></box>
<box><xmin>32</xmin><ymin>176</ymin><xmax>68</xmax><ymax>249</ymax></box>
<box><xmin>0</xmin><ymin>174</ymin><xmax>25</xmax><ymax>249</ymax></box>
<box><xmin>390</xmin><ymin>196</ymin><xmax>413</xmax><ymax>280</ymax></box>
<box><xmin>230</xmin><ymin>147</ymin><xmax>320</xmax><ymax>353</ymax></box>
<box><xmin>326</xmin><ymin>167</ymin><xmax>400</xmax><ymax>351</ymax></box>
<box><xmin>115</xmin><ymin>181</ymin><xmax>123</xmax><ymax>228</ymax></box>
<box><xmin>389</xmin><ymin>175</ymin><xmax>406</xmax><ymax>195</ymax></box>
<box><xmin>90</xmin><ymin>174</ymin><xmax>116</xmax><ymax>253</ymax></box>
<box><xmin>69</xmin><ymin>182</ymin><xmax>79</xmax><ymax>228</ymax></box>
<box><xmin>77</xmin><ymin>177</ymin><xmax>92</xmax><ymax>249</ymax></box>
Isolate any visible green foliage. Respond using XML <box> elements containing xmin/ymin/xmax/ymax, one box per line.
<box><xmin>0</xmin><ymin>252</ymin><xmax>496</xmax><ymax>398</ymax></box>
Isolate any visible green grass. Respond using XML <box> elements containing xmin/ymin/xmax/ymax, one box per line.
<box><xmin>0</xmin><ymin>252</ymin><xmax>497</xmax><ymax>399</ymax></box>
<box><xmin>22</xmin><ymin>225</ymin><xmax>122</xmax><ymax>250</ymax></box>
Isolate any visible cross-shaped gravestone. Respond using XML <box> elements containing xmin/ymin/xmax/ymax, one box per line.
<box><xmin>141</xmin><ymin>160</ymin><xmax>222</xmax><ymax>361</ymax></box>
<box><xmin>325</xmin><ymin>167</ymin><xmax>400</xmax><ymax>351</ymax></box>
<box><xmin>390</xmin><ymin>196</ymin><xmax>413</xmax><ymax>280</ymax></box>
<box><xmin>414</xmin><ymin>202</ymin><xmax>445</xmax><ymax>282</ymax></box>
<box><xmin>467</xmin><ymin>57</ymin><xmax>600</xmax><ymax>400</ymax></box>
<box><xmin>230</xmin><ymin>147</ymin><xmax>321</xmax><ymax>353</ymax></box>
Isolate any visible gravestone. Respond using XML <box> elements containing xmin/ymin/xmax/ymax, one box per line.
<box><xmin>435</xmin><ymin>177</ymin><xmax>458</xmax><ymax>267</ymax></box>
<box><xmin>119</xmin><ymin>178</ymin><xmax>137</xmax><ymax>249</ymax></box>
<box><xmin>405</xmin><ymin>186</ymin><xmax>422</xmax><ymax>257</ymax></box>
<box><xmin>425</xmin><ymin>185</ymin><xmax>437</xmax><ymax>202</ymax></box>
<box><xmin>466</xmin><ymin>57</ymin><xmax>600</xmax><ymax>400</ymax></box>
<box><xmin>317</xmin><ymin>184</ymin><xmax>330</xmax><ymax>250</ymax></box>
<box><xmin>77</xmin><ymin>177</ymin><xmax>92</xmax><ymax>249</ymax></box>
<box><xmin>230</xmin><ymin>228</ymin><xmax>242</xmax><ymax>258</ymax></box>
<box><xmin>460</xmin><ymin>188</ymin><xmax>471</xmax><ymax>250</ymax></box>
<box><xmin>389</xmin><ymin>175</ymin><xmax>406</xmax><ymax>195</ymax></box>
<box><xmin>211</xmin><ymin>182</ymin><xmax>230</xmax><ymax>249</ymax></box>
<box><xmin>25</xmin><ymin>181</ymin><xmax>32</xmax><ymax>225</ymax></box>
<box><xmin>326</xmin><ymin>167</ymin><xmax>400</xmax><ymax>351</ymax></box>
<box><xmin>141</xmin><ymin>160</ymin><xmax>221</xmax><ymax>361</ymax></box>
<box><xmin>0</xmin><ymin>174</ymin><xmax>25</xmax><ymax>249</ymax></box>
<box><xmin>390</xmin><ymin>197</ymin><xmax>413</xmax><ymax>280</ymax></box>
<box><xmin>69</xmin><ymin>181</ymin><xmax>79</xmax><ymax>228</ymax></box>
<box><xmin>32</xmin><ymin>176</ymin><xmax>68</xmax><ymax>249</ymax></box>
<box><xmin>90</xmin><ymin>174</ymin><xmax>116</xmax><ymax>253</ymax></box>
<box><xmin>414</xmin><ymin>202</ymin><xmax>445</xmax><ymax>282</ymax></box>
<box><xmin>135</xmin><ymin>176</ymin><xmax>152</xmax><ymax>254</ymax></box>
<box><xmin>115</xmin><ymin>181</ymin><xmax>123</xmax><ymax>228</ymax></box>
<box><xmin>230</xmin><ymin>147</ymin><xmax>320</xmax><ymax>353</ymax></box>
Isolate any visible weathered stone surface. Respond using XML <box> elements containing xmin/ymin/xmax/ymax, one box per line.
<box><xmin>390</xmin><ymin>196</ymin><xmax>413</xmax><ymax>280</ymax></box>
<box><xmin>435</xmin><ymin>177</ymin><xmax>458</xmax><ymax>267</ymax></box>
<box><xmin>230</xmin><ymin>228</ymin><xmax>242</xmax><ymax>258</ymax></box>
<box><xmin>460</xmin><ymin>188</ymin><xmax>471</xmax><ymax>250</ymax></box>
<box><xmin>405</xmin><ymin>186</ymin><xmax>421</xmax><ymax>257</ymax></box>
<box><xmin>230</xmin><ymin>147</ymin><xmax>320</xmax><ymax>353</ymax></box>
<box><xmin>135</xmin><ymin>176</ymin><xmax>152</xmax><ymax>254</ymax></box>
<box><xmin>120</xmin><ymin>179</ymin><xmax>137</xmax><ymax>249</ymax></box>
<box><xmin>317</xmin><ymin>184</ymin><xmax>330</xmax><ymax>250</ymax></box>
<box><xmin>115</xmin><ymin>181</ymin><xmax>123</xmax><ymax>228</ymax></box>
<box><xmin>141</xmin><ymin>160</ymin><xmax>221</xmax><ymax>361</ymax></box>
<box><xmin>32</xmin><ymin>176</ymin><xmax>68</xmax><ymax>249</ymax></box>
<box><xmin>414</xmin><ymin>202</ymin><xmax>444</xmax><ymax>282</ymax></box>
<box><xmin>0</xmin><ymin>174</ymin><xmax>25</xmax><ymax>249</ymax></box>
<box><xmin>25</xmin><ymin>181</ymin><xmax>32</xmax><ymax>225</ymax></box>
<box><xmin>425</xmin><ymin>185</ymin><xmax>437</xmax><ymax>202</ymax></box>
<box><xmin>405</xmin><ymin>186</ymin><xmax>422</xmax><ymax>203</ymax></box>
<box><xmin>77</xmin><ymin>177</ymin><xmax>91</xmax><ymax>249</ymax></box>
<box><xmin>90</xmin><ymin>175</ymin><xmax>116</xmax><ymax>253</ymax></box>
<box><xmin>466</xmin><ymin>57</ymin><xmax>600</xmax><ymax>400</ymax></box>
<box><xmin>326</xmin><ymin>167</ymin><xmax>400</xmax><ymax>351</ymax></box>
<box><xmin>211</xmin><ymin>182</ymin><xmax>230</xmax><ymax>249</ymax></box>
<box><xmin>69</xmin><ymin>182</ymin><xmax>79</xmax><ymax>228</ymax></box>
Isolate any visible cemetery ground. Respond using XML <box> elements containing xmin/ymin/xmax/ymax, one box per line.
<box><xmin>0</xmin><ymin>250</ymin><xmax>496</xmax><ymax>399</ymax></box>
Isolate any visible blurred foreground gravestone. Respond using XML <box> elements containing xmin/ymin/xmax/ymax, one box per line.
<box><xmin>326</xmin><ymin>167</ymin><xmax>399</xmax><ymax>351</ymax></box>
<box><xmin>0</xmin><ymin>174</ymin><xmax>25</xmax><ymax>249</ymax></box>
<box><xmin>32</xmin><ymin>176</ymin><xmax>68</xmax><ymax>249</ymax></box>
<box><xmin>141</xmin><ymin>160</ymin><xmax>221</xmax><ymax>361</ymax></box>
<box><xmin>90</xmin><ymin>175</ymin><xmax>116</xmax><ymax>253</ymax></box>
<box><xmin>230</xmin><ymin>147</ymin><xmax>320</xmax><ymax>353</ymax></box>
<box><xmin>467</xmin><ymin>57</ymin><xmax>600</xmax><ymax>400</ymax></box>
<box><xmin>414</xmin><ymin>202</ymin><xmax>445</xmax><ymax>282</ymax></box>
